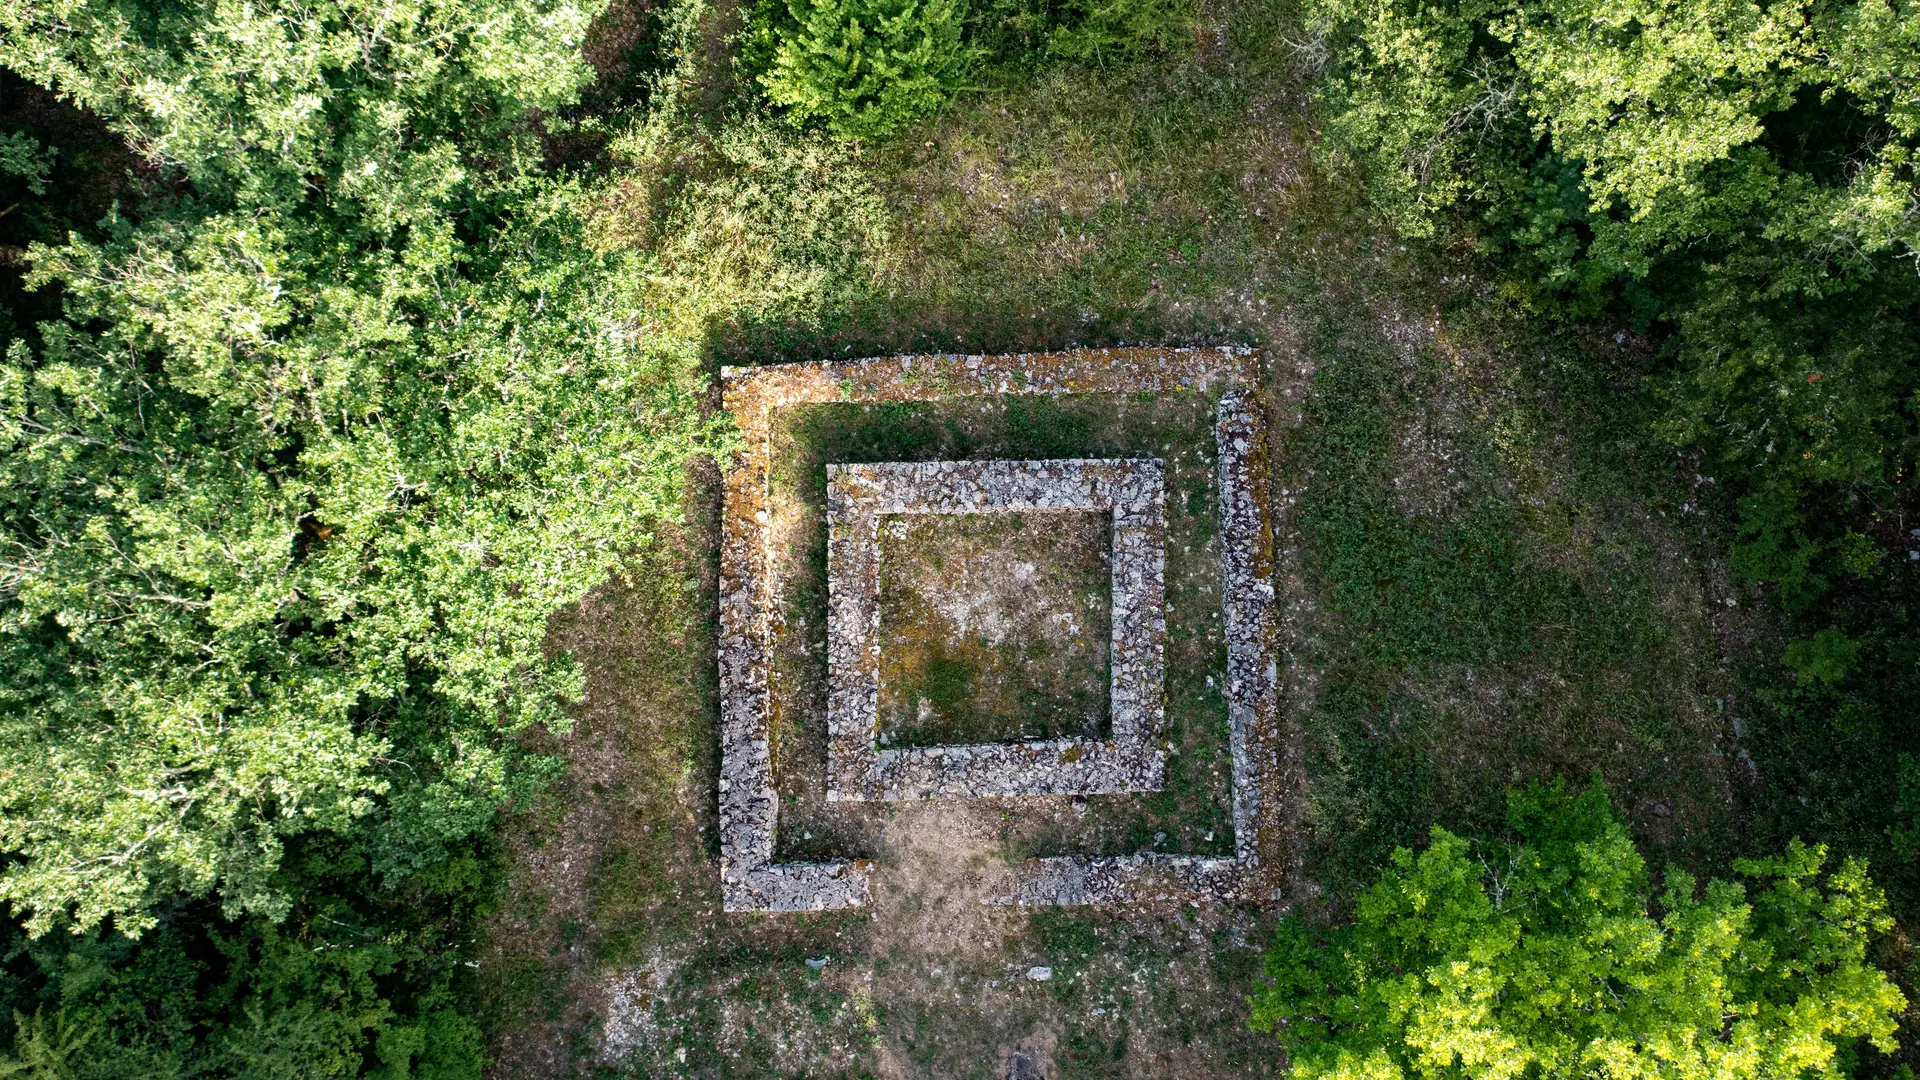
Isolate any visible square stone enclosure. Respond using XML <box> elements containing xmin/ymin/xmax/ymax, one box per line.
<box><xmin>826</xmin><ymin>458</ymin><xmax>1166</xmax><ymax>803</ymax></box>
<box><xmin>717</xmin><ymin>350</ymin><xmax>1277</xmax><ymax>913</ymax></box>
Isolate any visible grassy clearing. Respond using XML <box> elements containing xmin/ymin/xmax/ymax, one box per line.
<box><xmin>475</xmin><ymin>465</ymin><xmax>1277</xmax><ymax>1079</ymax></box>
<box><xmin>1280</xmin><ymin>314</ymin><xmax>1743</xmax><ymax>907</ymax></box>
<box><xmin>474</xmin><ymin>0</ymin><xmax>1761</xmax><ymax>1072</ymax></box>
<box><xmin>876</xmin><ymin>508</ymin><xmax>1114</xmax><ymax>748</ymax></box>
<box><xmin>683</xmin><ymin>0</ymin><xmax>1327</xmax><ymax>365</ymax></box>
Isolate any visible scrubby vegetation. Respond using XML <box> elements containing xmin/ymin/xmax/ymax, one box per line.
<box><xmin>1</xmin><ymin>0</ymin><xmax>1917</xmax><ymax>1071</ymax></box>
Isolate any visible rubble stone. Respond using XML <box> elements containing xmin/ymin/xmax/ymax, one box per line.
<box><xmin>826</xmin><ymin>458</ymin><xmax>1165</xmax><ymax>802</ymax></box>
<box><xmin>716</xmin><ymin>348</ymin><xmax>1277</xmax><ymax>912</ymax></box>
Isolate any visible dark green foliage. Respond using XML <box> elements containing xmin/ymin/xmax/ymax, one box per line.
<box><xmin>1784</xmin><ymin>628</ymin><xmax>1865</xmax><ymax>690</ymax></box>
<box><xmin>1303</xmin><ymin>0</ymin><xmax>1920</xmax><ymax>613</ymax></box>
<box><xmin>1254</xmin><ymin>782</ymin><xmax>1906</xmax><ymax>1078</ymax></box>
<box><xmin>0</xmin><ymin>832</ymin><xmax>490</xmax><ymax>1078</ymax></box>
<box><xmin>0</xmin><ymin>73</ymin><xmax>145</xmax><ymax>356</ymax></box>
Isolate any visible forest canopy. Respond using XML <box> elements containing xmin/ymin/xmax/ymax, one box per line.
<box><xmin>0</xmin><ymin>0</ymin><xmax>727</xmax><ymax>940</ymax></box>
<box><xmin>0</xmin><ymin>0</ymin><xmax>725</xmax><ymax>1072</ymax></box>
<box><xmin>1304</xmin><ymin>0</ymin><xmax>1920</xmax><ymax>611</ymax></box>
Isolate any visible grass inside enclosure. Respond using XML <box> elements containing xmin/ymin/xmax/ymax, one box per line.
<box><xmin>878</xmin><ymin>509</ymin><xmax>1114</xmax><ymax>747</ymax></box>
<box><xmin>766</xmin><ymin>391</ymin><xmax>1237</xmax><ymax>865</ymax></box>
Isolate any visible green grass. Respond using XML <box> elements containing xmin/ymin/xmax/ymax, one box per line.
<box><xmin>473</xmin><ymin>0</ymin><xmax>1769</xmax><ymax>1071</ymax></box>
<box><xmin>1283</xmin><ymin>314</ymin><xmax>1740</xmax><ymax>903</ymax></box>
<box><xmin>876</xmin><ymin>507</ymin><xmax>1113</xmax><ymax>746</ymax></box>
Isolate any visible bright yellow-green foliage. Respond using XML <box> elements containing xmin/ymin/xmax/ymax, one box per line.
<box><xmin>748</xmin><ymin>0</ymin><xmax>1190</xmax><ymax>136</ymax></box>
<box><xmin>762</xmin><ymin>0</ymin><xmax>973</xmax><ymax>136</ymax></box>
<box><xmin>1253</xmin><ymin>784</ymin><xmax>1906</xmax><ymax>1079</ymax></box>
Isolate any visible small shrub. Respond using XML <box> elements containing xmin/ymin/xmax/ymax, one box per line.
<box><xmin>1783</xmin><ymin>627</ymin><xmax>1864</xmax><ymax>689</ymax></box>
<box><xmin>760</xmin><ymin>0</ymin><xmax>974</xmax><ymax>137</ymax></box>
<box><xmin>751</xmin><ymin>0</ymin><xmax>1189</xmax><ymax>137</ymax></box>
<box><xmin>1041</xmin><ymin>0</ymin><xmax>1185</xmax><ymax>64</ymax></box>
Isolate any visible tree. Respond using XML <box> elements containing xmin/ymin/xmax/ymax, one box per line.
<box><xmin>0</xmin><ymin>0</ymin><xmax>728</xmax><ymax>1070</ymax></box>
<box><xmin>1305</xmin><ymin>0</ymin><xmax>1920</xmax><ymax>285</ymax></box>
<box><xmin>0</xmin><ymin>185</ymin><xmax>721</xmax><ymax>938</ymax></box>
<box><xmin>1302</xmin><ymin>0</ymin><xmax>1920</xmax><ymax>611</ymax></box>
<box><xmin>0</xmin><ymin>0</ymin><xmax>730</xmax><ymax>945</ymax></box>
<box><xmin>1253</xmin><ymin>782</ymin><xmax>1906</xmax><ymax>1079</ymax></box>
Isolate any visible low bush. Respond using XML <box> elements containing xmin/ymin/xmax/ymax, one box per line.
<box><xmin>750</xmin><ymin>0</ymin><xmax>1190</xmax><ymax>136</ymax></box>
<box><xmin>762</xmin><ymin>0</ymin><xmax>975</xmax><ymax>136</ymax></box>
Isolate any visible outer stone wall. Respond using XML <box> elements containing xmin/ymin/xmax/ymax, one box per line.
<box><xmin>717</xmin><ymin>349</ymin><xmax>1277</xmax><ymax>912</ymax></box>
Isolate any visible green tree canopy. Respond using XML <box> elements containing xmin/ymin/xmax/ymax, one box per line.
<box><xmin>1303</xmin><ymin>0</ymin><xmax>1920</xmax><ymax>611</ymax></box>
<box><xmin>1306</xmin><ymin>0</ymin><xmax>1919</xmax><ymax>283</ymax></box>
<box><xmin>0</xmin><ymin>0</ymin><xmax>723</xmax><ymax>944</ymax></box>
<box><xmin>1253</xmin><ymin>783</ymin><xmax>1906</xmax><ymax>1079</ymax></box>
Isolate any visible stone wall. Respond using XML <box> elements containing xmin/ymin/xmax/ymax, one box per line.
<box><xmin>717</xmin><ymin>349</ymin><xmax>1276</xmax><ymax>912</ymax></box>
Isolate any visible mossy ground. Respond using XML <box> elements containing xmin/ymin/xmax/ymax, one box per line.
<box><xmin>471</xmin><ymin>0</ymin><xmax>1768</xmax><ymax>1072</ymax></box>
<box><xmin>875</xmin><ymin>508</ymin><xmax>1113</xmax><ymax>748</ymax></box>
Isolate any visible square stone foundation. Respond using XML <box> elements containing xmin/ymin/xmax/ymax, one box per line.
<box><xmin>826</xmin><ymin>458</ymin><xmax>1165</xmax><ymax>802</ymax></box>
<box><xmin>716</xmin><ymin>349</ymin><xmax>1276</xmax><ymax>912</ymax></box>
